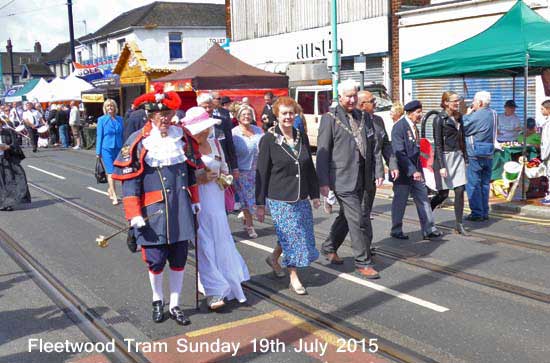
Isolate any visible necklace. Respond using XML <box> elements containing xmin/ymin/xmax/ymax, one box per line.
<box><xmin>327</xmin><ymin>111</ymin><xmax>365</xmax><ymax>137</ymax></box>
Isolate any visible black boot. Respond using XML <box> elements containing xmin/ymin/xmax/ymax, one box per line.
<box><xmin>169</xmin><ymin>306</ymin><xmax>191</xmax><ymax>326</ymax></box>
<box><xmin>152</xmin><ymin>300</ymin><xmax>164</xmax><ymax>323</ymax></box>
<box><xmin>455</xmin><ymin>223</ymin><xmax>470</xmax><ymax>236</ymax></box>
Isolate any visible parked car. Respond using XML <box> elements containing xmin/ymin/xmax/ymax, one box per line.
<box><xmin>293</xmin><ymin>83</ymin><xmax>393</xmax><ymax>147</ymax></box>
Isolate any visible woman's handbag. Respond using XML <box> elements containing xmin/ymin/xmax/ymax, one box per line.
<box><xmin>224</xmin><ymin>186</ymin><xmax>236</xmax><ymax>212</ymax></box>
<box><xmin>95</xmin><ymin>157</ymin><xmax>107</xmax><ymax>184</ymax></box>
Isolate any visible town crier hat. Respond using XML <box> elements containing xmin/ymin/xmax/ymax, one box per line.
<box><xmin>132</xmin><ymin>83</ymin><xmax>181</xmax><ymax>112</ymax></box>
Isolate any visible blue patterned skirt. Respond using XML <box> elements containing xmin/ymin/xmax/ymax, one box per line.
<box><xmin>267</xmin><ymin>198</ymin><xmax>319</xmax><ymax>268</ymax></box>
<box><xmin>235</xmin><ymin>169</ymin><xmax>256</xmax><ymax>213</ymax></box>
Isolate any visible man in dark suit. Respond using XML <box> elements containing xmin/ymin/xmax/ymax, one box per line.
<box><xmin>316</xmin><ymin>79</ymin><xmax>384</xmax><ymax>279</ymax></box>
<box><xmin>358</xmin><ymin>91</ymin><xmax>399</xmax><ymax>215</ymax></box>
<box><xmin>261</xmin><ymin>91</ymin><xmax>277</xmax><ymax>131</ymax></box>
<box><xmin>390</xmin><ymin>100</ymin><xmax>441</xmax><ymax>240</ymax></box>
<box><xmin>197</xmin><ymin>93</ymin><xmax>239</xmax><ymax>179</ymax></box>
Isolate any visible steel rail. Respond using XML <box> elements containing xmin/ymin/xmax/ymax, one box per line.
<box><xmin>0</xmin><ymin>227</ymin><xmax>149</xmax><ymax>363</ymax></box>
<box><xmin>27</xmin><ymin>181</ymin><xmax>436</xmax><ymax>363</ymax></box>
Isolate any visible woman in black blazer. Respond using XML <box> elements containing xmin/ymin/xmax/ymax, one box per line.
<box><xmin>256</xmin><ymin>96</ymin><xmax>320</xmax><ymax>295</ymax></box>
<box><xmin>431</xmin><ymin>91</ymin><xmax>469</xmax><ymax>235</ymax></box>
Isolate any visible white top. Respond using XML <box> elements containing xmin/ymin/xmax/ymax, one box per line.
<box><xmin>497</xmin><ymin>113</ymin><xmax>521</xmax><ymax>142</ymax></box>
<box><xmin>69</xmin><ymin>106</ymin><xmax>80</xmax><ymax>126</ymax></box>
<box><xmin>22</xmin><ymin>109</ymin><xmax>41</xmax><ymax>127</ymax></box>
<box><xmin>143</xmin><ymin>125</ymin><xmax>186</xmax><ymax>167</ymax></box>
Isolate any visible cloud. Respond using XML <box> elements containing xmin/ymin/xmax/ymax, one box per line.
<box><xmin>0</xmin><ymin>0</ymin><xmax>224</xmax><ymax>52</ymax></box>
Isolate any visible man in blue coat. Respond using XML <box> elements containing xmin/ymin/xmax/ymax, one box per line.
<box><xmin>390</xmin><ymin>100</ymin><xmax>441</xmax><ymax>240</ymax></box>
<box><xmin>462</xmin><ymin>91</ymin><xmax>497</xmax><ymax>221</ymax></box>
<box><xmin>113</xmin><ymin>88</ymin><xmax>205</xmax><ymax>327</ymax></box>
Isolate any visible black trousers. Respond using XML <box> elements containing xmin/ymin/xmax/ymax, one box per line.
<box><xmin>26</xmin><ymin>126</ymin><xmax>38</xmax><ymax>151</ymax></box>
<box><xmin>321</xmin><ymin>167</ymin><xmax>374</xmax><ymax>267</ymax></box>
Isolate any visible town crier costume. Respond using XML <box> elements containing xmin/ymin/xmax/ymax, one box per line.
<box><xmin>112</xmin><ymin>85</ymin><xmax>203</xmax><ymax>326</ymax></box>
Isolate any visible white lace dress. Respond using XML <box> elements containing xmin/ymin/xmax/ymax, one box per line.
<box><xmin>197</xmin><ymin>139</ymin><xmax>249</xmax><ymax>302</ymax></box>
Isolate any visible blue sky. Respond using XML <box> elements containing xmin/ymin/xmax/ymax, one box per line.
<box><xmin>0</xmin><ymin>0</ymin><xmax>224</xmax><ymax>52</ymax></box>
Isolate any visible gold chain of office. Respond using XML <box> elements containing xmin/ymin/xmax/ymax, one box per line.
<box><xmin>326</xmin><ymin>112</ymin><xmax>365</xmax><ymax>138</ymax></box>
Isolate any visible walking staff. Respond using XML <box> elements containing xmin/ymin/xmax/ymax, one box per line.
<box><xmin>111</xmin><ymin>86</ymin><xmax>205</xmax><ymax>326</ymax></box>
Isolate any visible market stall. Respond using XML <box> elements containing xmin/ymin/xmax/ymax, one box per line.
<box><xmin>113</xmin><ymin>41</ymin><xmax>178</xmax><ymax>115</ymax></box>
<box><xmin>154</xmin><ymin>43</ymin><xmax>289</xmax><ymax>122</ymax></box>
<box><xmin>403</xmin><ymin>0</ymin><xmax>550</xmax><ymax>200</ymax></box>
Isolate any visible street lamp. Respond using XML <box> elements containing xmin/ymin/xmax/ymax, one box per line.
<box><xmin>6</xmin><ymin>39</ymin><xmax>15</xmax><ymax>85</ymax></box>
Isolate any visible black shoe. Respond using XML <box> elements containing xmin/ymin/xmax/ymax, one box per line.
<box><xmin>169</xmin><ymin>306</ymin><xmax>191</xmax><ymax>326</ymax></box>
<box><xmin>465</xmin><ymin>214</ymin><xmax>484</xmax><ymax>222</ymax></box>
<box><xmin>455</xmin><ymin>223</ymin><xmax>470</xmax><ymax>236</ymax></box>
<box><xmin>390</xmin><ymin>232</ymin><xmax>409</xmax><ymax>240</ymax></box>
<box><xmin>482</xmin><ymin>216</ymin><xmax>489</xmax><ymax>221</ymax></box>
<box><xmin>32</xmin><ymin>148</ymin><xmax>37</xmax><ymax>153</ymax></box>
<box><xmin>152</xmin><ymin>300</ymin><xmax>164</xmax><ymax>323</ymax></box>
<box><xmin>423</xmin><ymin>230</ymin><xmax>443</xmax><ymax>240</ymax></box>
<box><xmin>1</xmin><ymin>206</ymin><xmax>13</xmax><ymax>211</ymax></box>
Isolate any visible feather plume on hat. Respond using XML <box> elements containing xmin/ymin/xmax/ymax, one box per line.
<box><xmin>132</xmin><ymin>83</ymin><xmax>181</xmax><ymax>111</ymax></box>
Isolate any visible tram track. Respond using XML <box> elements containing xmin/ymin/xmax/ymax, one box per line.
<box><xmin>25</xmin><ymin>181</ymin><xmax>438</xmax><ymax>363</ymax></box>
<box><xmin>0</xmin><ymin>226</ymin><xmax>149</xmax><ymax>363</ymax></box>
<box><xmin>30</xmin><ymin>154</ymin><xmax>550</xmax><ymax>255</ymax></box>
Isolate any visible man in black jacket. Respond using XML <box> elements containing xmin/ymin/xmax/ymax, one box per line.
<box><xmin>316</xmin><ymin>79</ymin><xmax>384</xmax><ymax>279</ymax></box>
<box><xmin>261</xmin><ymin>91</ymin><xmax>277</xmax><ymax>131</ymax></box>
<box><xmin>197</xmin><ymin>93</ymin><xmax>239</xmax><ymax>179</ymax></box>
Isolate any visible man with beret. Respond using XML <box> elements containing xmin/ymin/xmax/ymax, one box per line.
<box><xmin>390</xmin><ymin>100</ymin><xmax>441</xmax><ymax>240</ymax></box>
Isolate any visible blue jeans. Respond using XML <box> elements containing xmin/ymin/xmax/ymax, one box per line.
<box><xmin>58</xmin><ymin>124</ymin><xmax>69</xmax><ymax>148</ymax></box>
<box><xmin>466</xmin><ymin>157</ymin><xmax>493</xmax><ymax>218</ymax></box>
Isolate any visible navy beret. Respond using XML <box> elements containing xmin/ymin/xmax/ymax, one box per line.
<box><xmin>404</xmin><ymin>100</ymin><xmax>422</xmax><ymax>112</ymax></box>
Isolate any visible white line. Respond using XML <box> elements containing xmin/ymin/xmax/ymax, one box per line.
<box><xmin>27</xmin><ymin>165</ymin><xmax>66</xmax><ymax>180</ymax></box>
<box><xmin>87</xmin><ymin>187</ymin><xmax>109</xmax><ymax>196</ymax></box>
<box><xmin>238</xmin><ymin>239</ymin><xmax>449</xmax><ymax>313</ymax></box>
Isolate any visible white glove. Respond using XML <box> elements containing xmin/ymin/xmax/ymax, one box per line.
<box><xmin>192</xmin><ymin>203</ymin><xmax>201</xmax><ymax>214</ymax></box>
<box><xmin>130</xmin><ymin>216</ymin><xmax>146</xmax><ymax>228</ymax></box>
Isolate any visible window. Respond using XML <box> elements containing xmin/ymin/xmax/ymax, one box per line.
<box><xmin>169</xmin><ymin>32</ymin><xmax>183</xmax><ymax>60</ymax></box>
<box><xmin>77</xmin><ymin>51</ymin><xmax>82</xmax><ymax>64</ymax></box>
<box><xmin>317</xmin><ymin>91</ymin><xmax>332</xmax><ymax>114</ymax></box>
<box><xmin>297</xmin><ymin>91</ymin><xmax>315</xmax><ymax>115</ymax></box>
<box><xmin>99</xmin><ymin>43</ymin><xmax>107</xmax><ymax>58</ymax></box>
<box><xmin>118</xmin><ymin>38</ymin><xmax>125</xmax><ymax>52</ymax></box>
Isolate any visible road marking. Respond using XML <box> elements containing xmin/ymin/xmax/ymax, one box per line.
<box><xmin>187</xmin><ymin>312</ymin><xmax>275</xmax><ymax>337</ymax></box>
<box><xmin>27</xmin><ymin>165</ymin><xmax>66</xmax><ymax>180</ymax></box>
<box><xmin>87</xmin><ymin>186</ymin><xmax>109</xmax><ymax>196</ymax></box>
<box><xmin>239</xmin><ymin>239</ymin><xmax>449</xmax><ymax>313</ymax></box>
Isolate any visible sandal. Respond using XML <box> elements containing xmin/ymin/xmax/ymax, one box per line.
<box><xmin>245</xmin><ymin>226</ymin><xmax>258</xmax><ymax>239</ymax></box>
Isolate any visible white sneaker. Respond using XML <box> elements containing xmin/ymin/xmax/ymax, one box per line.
<box><xmin>72</xmin><ymin>145</ymin><xmax>81</xmax><ymax>150</ymax></box>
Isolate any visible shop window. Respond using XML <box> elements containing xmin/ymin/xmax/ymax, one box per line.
<box><xmin>297</xmin><ymin>91</ymin><xmax>315</xmax><ymax>114</ymax></box>
<box><xmin>169</xmin><ymin>32</ymin><xmax>183</xmax><ymax>60</ymax></box>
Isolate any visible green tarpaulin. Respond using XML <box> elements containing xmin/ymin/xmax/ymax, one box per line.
<box><xmin>4</xmin><ymin>78</ymin><xmax>40</xmax><ymax>102</ymax></box>
<box><xmin>402</xmin><ymin>0</ymin><xmax>550</xmax><ymax>79</ymax></box>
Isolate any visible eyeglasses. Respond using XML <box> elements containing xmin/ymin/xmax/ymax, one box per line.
<box><xmin>214</xmin><ymin>97</ymin><xmax>221</xmax><ymax>100</ymax></box>
<box><xmin>367</xmin><ymin>98</ymin><xmax>376</xmax><ymax>104</ymax></box>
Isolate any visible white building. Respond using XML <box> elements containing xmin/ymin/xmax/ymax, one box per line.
<box><xmin>228</xmin><ymin>0</ymin><xmax>392</xmax><ymax>92</ymax></box>
<box><xmin>74</xmin><ymin>1</ymin><xmax>226</xmax><ymax>111</ymax></box>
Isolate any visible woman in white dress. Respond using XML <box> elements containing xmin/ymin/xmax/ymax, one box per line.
<box><xmin>183</xmin><ymin>107</ymin><xmax>250</xmax><ymax>310</ymax></box>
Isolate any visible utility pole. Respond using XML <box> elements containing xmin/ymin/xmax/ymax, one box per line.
<box><xmin>67</xmin><ymin>0</ymin><xmax>76</xmax><ymax>70</ymax></box>
<box><xmin>330</xmin><ymin>0</ymin><xmax>340</xmax><ymax>104</ymax></box>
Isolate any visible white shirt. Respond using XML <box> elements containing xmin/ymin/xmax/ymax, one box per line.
<box><xmin>404</xmin><ymin>115</ymin><xmax>418</xmax><ymax>141</ymax></box>
<box><xmin>22</xmin><ymin>109</ymin><xmax>41</xmax><ymax>127</ymax></box>
<box><xmin>497</xmin><ymin>113</ymin><xmax>521</xmax><ymax>142</ymax></box>
<box><xmin>69</xmin><ymin>106</ymin><xmax>80</xmax><ymax>126</ymax></box>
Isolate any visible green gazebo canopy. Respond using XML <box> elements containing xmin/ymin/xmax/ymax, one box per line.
<box><xmin>4</xmin><ymin>78</ymin><xmax>40</xmax><ymax>102</ymax></box>
<box><xmin>402</xmin><ymin>0</ymin><xmax>550</xmax><ymax>79</ymax></box>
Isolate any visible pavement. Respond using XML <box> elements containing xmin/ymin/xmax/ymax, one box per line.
<box><xmin>375</xmin><ymin>183</ymin><xmax>550</xmax><ymax>221</ymax></box>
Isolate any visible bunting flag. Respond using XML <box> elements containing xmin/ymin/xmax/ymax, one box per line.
<box><xmin>72</xmin><ymin>62</ymin><xmax>104</xmax><ymax>83</ymax></box>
